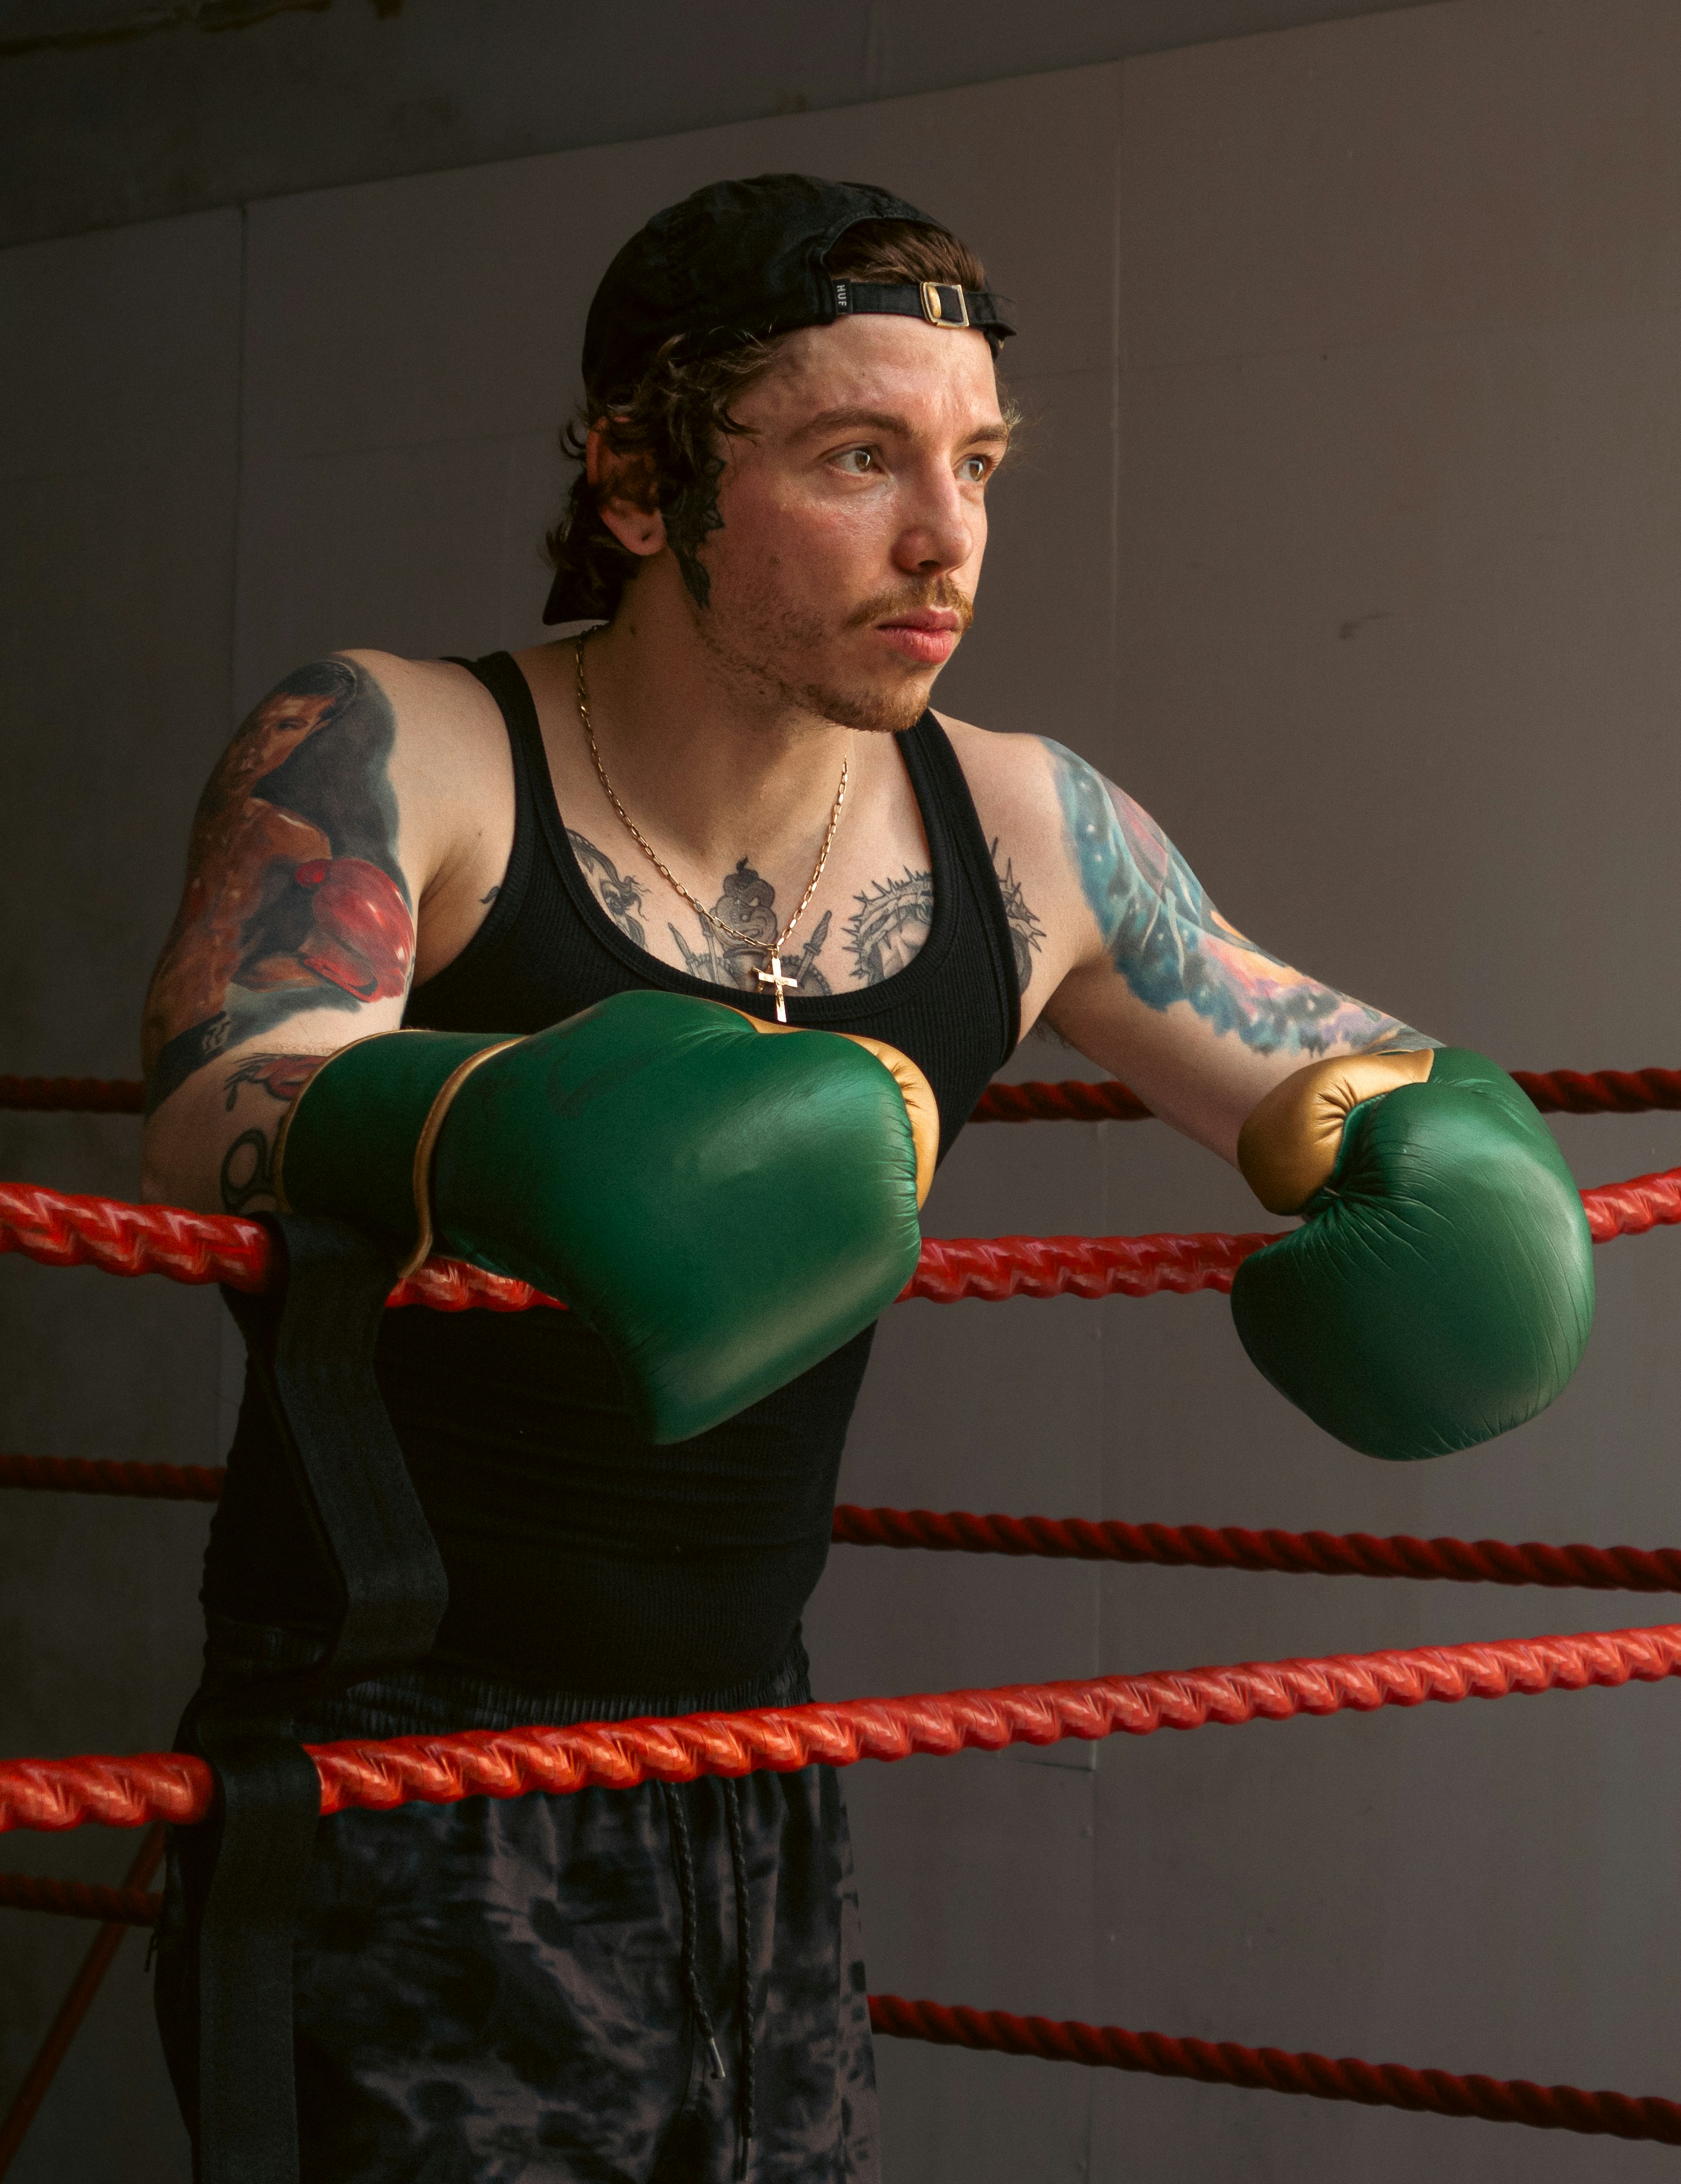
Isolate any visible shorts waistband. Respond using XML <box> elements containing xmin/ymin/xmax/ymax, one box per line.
<box><xmin>195</xmin><ymin>1610</ymin><xmax>812</xmax><ymax>1741</ymax></box>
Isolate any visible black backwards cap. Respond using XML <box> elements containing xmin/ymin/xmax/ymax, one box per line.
<box><xmin>545</xmin><ymin>172</ymin><xmax>1014</xmax><ymax>624</ymax></box>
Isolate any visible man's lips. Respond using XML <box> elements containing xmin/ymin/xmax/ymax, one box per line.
<box><xmin>873</xmin><ymin>610</ymin><xmax>963</xmax><ymax>664</ymax></box>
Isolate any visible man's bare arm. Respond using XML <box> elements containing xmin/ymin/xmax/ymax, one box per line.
<box><xmin>1035</xmin><ymin>739</ymin><xmax>1433</xmax><ymax>1161</ymax></box>
<box><xmin>140</xmin><ymin>655</ymin><xmax>419</xmax><ymax>1215</ymax></box>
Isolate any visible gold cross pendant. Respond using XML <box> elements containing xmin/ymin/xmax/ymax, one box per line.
<box><xmin>756</xmin><ymin>951</ymin><xmax>799</xmax><ymax>1023</ymax></box>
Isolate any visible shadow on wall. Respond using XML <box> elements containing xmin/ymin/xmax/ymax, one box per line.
<box><xmin>0</xmin><ymin>0</ymin><xmax>1438</xmax><ymax>249</ymax></box>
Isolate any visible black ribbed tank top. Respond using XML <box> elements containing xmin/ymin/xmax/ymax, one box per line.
<box><xmin>204</xmin><ymin>651</ymin><xmax>1018</xmax><ymax>1698</ymax></box>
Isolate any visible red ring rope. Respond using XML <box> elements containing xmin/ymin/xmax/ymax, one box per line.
<box><xmin>1579</xmin><ymin>1166</ymin><xmax>1681</xmax><ymax>1242</ymax></box>
<box><xmin>0</xmin><ymin>1179</ymin><xmax>1280</xmax><ymax>1302</ymax></box>
<box><xmin>0</xmin><ymin>1871</ymin><xmax>159</xmax><ymax>1926</ymax></box>
<box><xmin>868</xmin><ymin>1996</ymin><xmax>1681</xmax><ymax>2143</ymax></box>
<box><xmin>2</xmin><ymin>1168</ymin><xmax>1677</xmax><ymax>1309</ymax></box>
<box><xmin>830</xmin><ymin>1506</ymin><xmax>1681</xmax><ymax>1591</ymax></box>
<box><xmin>0</xmin><ymin>1452</ymin><xmax>226</xmax><ymax>1501</ymax></box>
<box><xmin>5</xmin><ymin>1059</ymin><xmax>1675</xmax><ymax>2157</ymax></box>
<box><xmin>12</xmin><ymin>1066</ymin><xmax>1681</xmax><ymax>1120</ymax></box>
<box><xmin>972</xmin><ymin>1079</ymin><xmax>1154</xmax><ymax>1121</ymax></box>
<box><xmin>0</xmin><ymin>1183</ymin><xmax>271</xmax><ymax>1290</ymax></box>
<box><xmin>0</xmin><ymin>1879</ymin><xmax>1672</xmax><ymax>2150</ymax></box>
<box><xmin>0</xmin><ymin>1076</ymin><xmax>144</xmax><ymax>1114</ymax></box>
<box><xmin>11</xmin><ymin>1456</ymin><xmax>1681</xmax><ymax>1596</ymax></box>
<box><xmin>903</xmin><ymin>1229</ymin><xmax>1274</xmax><ymax>1300</ymax></box>
<box><xmin>0</xmin><ymin>1874</ymin><xmax>1670</xmax><ymax>2149</ymax></box>
<box><xmin>5</xmin><ymin>1622</ymin><xmax>1677</xmax><ymax>1837</ymax></box>
<box><xmin>1513</xmin><ymin>1066</ymin><xmax>1681</xmax><ymax>1115</ymax></box>
<box><xmin>968</xmin><ymin>1067</ymin><xmax>1681</xmax><ymax>1123</ymax></box>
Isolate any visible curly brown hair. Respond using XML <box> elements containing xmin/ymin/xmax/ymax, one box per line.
<box><xmin>544</xmin><ymin>218</ymin><xmax>998</xmax><ymax>621</ymax></box>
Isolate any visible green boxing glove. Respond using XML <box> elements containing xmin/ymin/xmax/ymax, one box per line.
<box><xmin>273</xmin><ymin>989</ymin><xmax>938</xmax><ymax>1443</ymax></box>
<box><xmin>1230</xmin><ymin>1047</ymin><xmax>1593</xmax><ymax>1460</ymax></box>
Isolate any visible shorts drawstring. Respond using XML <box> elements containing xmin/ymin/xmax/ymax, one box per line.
<box><xmin>723</xmin><ymin>1776</ymin><xmax>756</xmax><ymax>2179</ymax></box>
<box><xmin>662</xmin><ymin>1778</ymin><xmax>757</xmax><ymax>2179</ymax></box>
<box><xmin>662</xmin><ymin>1782</ymin><xmax>727</xmax><ymax>2083</ymax></box>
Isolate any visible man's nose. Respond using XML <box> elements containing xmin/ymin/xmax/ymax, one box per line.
<box><xmin>892</xmin><ymin>467</ymin><xmax>976</xmax><ymax>575</ymax></box>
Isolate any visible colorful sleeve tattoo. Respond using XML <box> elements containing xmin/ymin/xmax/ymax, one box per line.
<box><xmin>1042</xmin><ymin>738</ymin><xmax>1430</xmax><ymax>1059</ymax></box>
<box><xmin>142</xmin><ymin>656</ymin><xmax>414</xmax><ymax>1115</ymax></box>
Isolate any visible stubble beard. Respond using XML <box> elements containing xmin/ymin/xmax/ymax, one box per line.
<box><xmin>689</xmin><ymin>568</ymin><xmax>970</xmax><ymax>737</ymax></box>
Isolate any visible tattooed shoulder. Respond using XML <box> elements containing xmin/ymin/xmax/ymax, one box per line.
<box><xmin>142</xmin><ymin>657</ymin><xmax>413</xmax><ymax>1113</ymax></box>
<box><xmin>1039</xmin><ymin>736</ymin><xmax>1427</xmax><ymax>1059</ymax></box>
<box><xmin>989</xmin><ymin>839</ymin><xmax>1045</xmax><ymax>995</ymax></box>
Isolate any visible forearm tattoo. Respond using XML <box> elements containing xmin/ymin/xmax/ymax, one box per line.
<box><xmin>216</xmin><ymin>1051</ymin><xmax>325</xmax><ymax>1213</ymax></box>
<box><xmin>222</xmin><ymin>1052</ymin><xmax>325</xmax><ymax>1110</ymax></box>
<box><xmin>1043</xmin><ymin>739</ymin><xmax>1429</xmax><ymax>1058</ymax></box>
<box><xmin>142</xmin><ymin>658</ymin><xmax>413</xmax><ymax>1113</ymax></box>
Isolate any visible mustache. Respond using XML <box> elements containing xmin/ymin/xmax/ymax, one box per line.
<box><xmin>845</xmin><ymin>581</ymin><xmax>975</xmax><ymax>632</ymax></box>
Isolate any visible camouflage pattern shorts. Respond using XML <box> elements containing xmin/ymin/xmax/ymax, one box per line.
<box><xmin>155</xmin><ymin>1621</ymin><xmax>879</xmax><ymax>2182</ymax></box>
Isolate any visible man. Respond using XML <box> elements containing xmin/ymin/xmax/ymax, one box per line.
<box><xmin>141</xmin><ymin>175</ymin><xmax>1589</xmax><ymax>2181</ymax></box>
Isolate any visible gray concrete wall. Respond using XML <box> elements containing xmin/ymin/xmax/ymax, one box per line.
<box><xmin>0</xmin><ymin>210</ymin><xmax>243</xmax><ymax>2180</ymax></box>
<box><xmin>5</xmin><ymin>2</ymin><xmax>1681</xmax><ymax>2177</ymax></box>
<box><xmin>0</xmin><ymin>0</ymin><xmax>1436</xmax><ymax>251</ymax></box>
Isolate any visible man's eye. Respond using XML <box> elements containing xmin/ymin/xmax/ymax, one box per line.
<box><xmin>832</xmin><ymin>448</ymin><xmax>876</xmax><ymax>476</ymax></box>
<box><xmin>958</xmin><ymin>455</ymin><xmax>990</xmax><ymax>484</ymax></box>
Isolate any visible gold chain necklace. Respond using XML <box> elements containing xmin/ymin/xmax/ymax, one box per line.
<box><xmin>573</xmin><ymin>639</ymin><xmax>849</xmax><ymax>1021</ymax></box>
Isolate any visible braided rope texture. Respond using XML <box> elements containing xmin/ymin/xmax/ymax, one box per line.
<box><xmin>972</xmin><ymin>1080</ymin><xmax>1153</xmax><ymax>1122</ymax></box>
<box><xmin>0</xmin><ymin>1076</ymin><xmax>145</xmax><ymax>1114</ymax></box>
<box><xmin>1514</xmin><ymin>1066</ymin><xmax>1681</xmax><ymax>1116</ymax></box>
<box><xmin>0</xmin><ymin>1870</ymin><xmax>159</xmax><ymax>1926</ymax></box>
<box><xmin>0</xmin><ymin>1900</ymin><xmax>1664</xmax><ymax>2152</ymax></box>
<box><xmin>0</xmin><ymin>1888</ymin><xmax>1666</xmax><ymax>2148</ymax></box>
<box><xmin>969</xmin><ymin>1067</ymin><xmax>1681</xmax><ymax>1123</ymax></box>
<box><xmin>0</xmin><ymin>1182</ymin><xmax>272</xmax><ymax>1290</ymax></box>
<box><xmin>0</xmin><ymin>1893</ymin><xmax>1669</xmax><ymax>2151</ymax></box>
<box><xmin>831</xmin><ymin>1506</ymin><xmax>1681</xmax><ymax>1592</ymax></box>
<box><xmin>11</xmin><ymin>1452</ymin><xmax>1681</xmax><ymax>1599</ymax></box>
<box><xmin>6</xmin><ymin>1459</ymin><xmax>1681</xmax><ymax>1594</ymax></box>
<box><xmin>6</xmin><ymin>1622</ymin><xmax>1678</xmax><ymax>1837</ymax></box>
<box><xmin>868</xmin><ymin>1996</ymin><xmax>1681</xmax><ymax>2143</ymax></box>
<box><xmin>0</xmin><ymin>1861</ymin><xmax>1674</xmax><ymax>2146</ymax></box>
<box><xmin>1582</xmin><ymin>1167</ymin><xmax>1681</xmax><ymax>1243</ymax></box>
<box><xmin>903</xmin><ymin>1229</ymin><xmax>1275</xmax><ymax>1300</ymax></box>
<box><xmin>15</xmin><ymin>1068</ymin><xmax>1681</xmax><ymax>1121</ymax></box>
<box><xmin>4</xmin><ymin>1169</ymin><xmax>1677</xmax><ymax>1308</ymax></box>
<box><xmin>0</xmin><ymin>1452</ymin><xmax>225</xmax><ymax>1501</ymax></box>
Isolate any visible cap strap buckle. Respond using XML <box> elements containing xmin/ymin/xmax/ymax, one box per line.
<box><xmin>920</xmin><ymin>282</ymin><xmax>970</xmax><ymax>329</ymax></box>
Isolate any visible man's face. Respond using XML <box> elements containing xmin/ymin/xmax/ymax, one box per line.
<box><xmin>688</xmin><ymin>315</ymin><xmax>1009</xmax><ymax>733</ymax></box>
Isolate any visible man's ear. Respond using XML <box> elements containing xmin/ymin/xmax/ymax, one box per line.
<box><xmin>586</xmin><ymin>424</ymin><xmax>666</xmax><ymax>559</ymax></box>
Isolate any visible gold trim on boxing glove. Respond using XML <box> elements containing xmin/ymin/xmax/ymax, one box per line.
<box><xmin>835</xmin><ymin>1033</ymin><xmax>939</xmax><ymax>1210</ymax></box>
<box><xmin>399</xmin><ymin>1038</ymin><xmax>521</xmax><ymax>1279</ymax></box>
<box><xmin>1238</xmin><ymin>1048</ymin><xmax>1436</xmax><ymax>1215</ymax></box>
<box><xmin>732</xmin><ymin>1012</ymin><xmax>939</xmax><ymax>1210</ymax></box>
